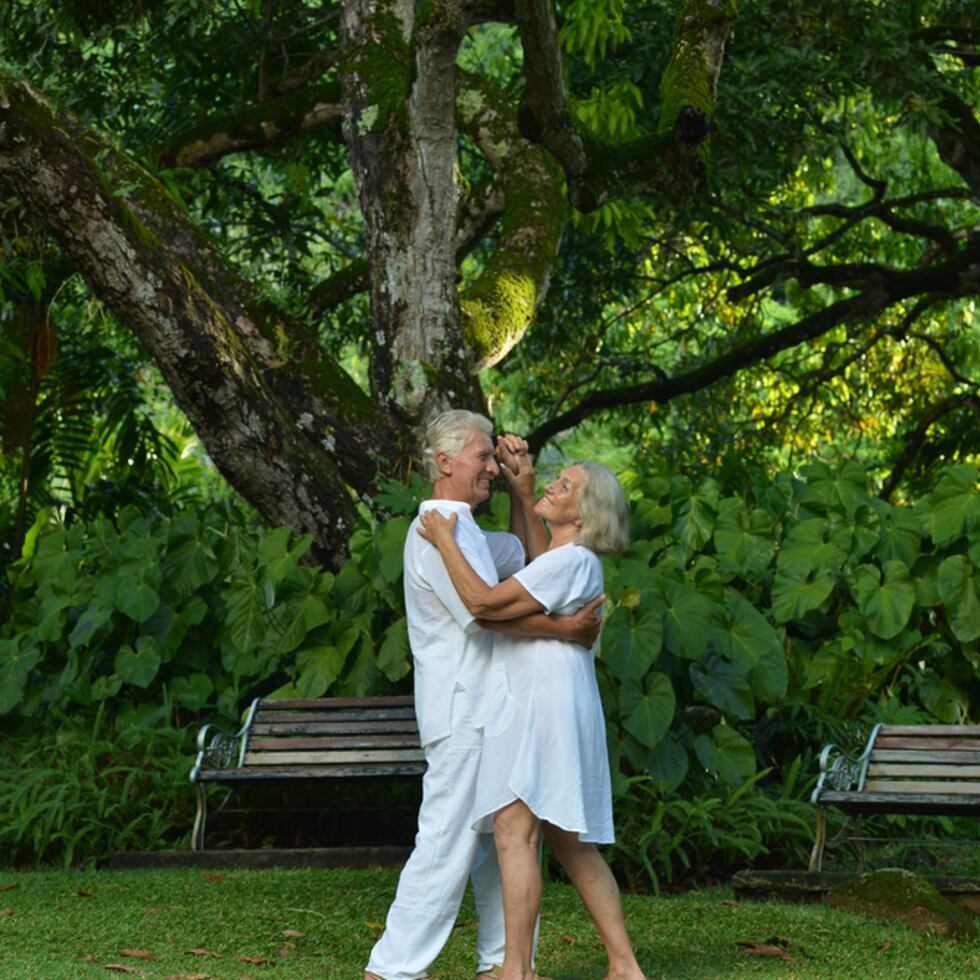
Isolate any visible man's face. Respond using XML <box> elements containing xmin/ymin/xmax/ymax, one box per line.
<box><xmin>437</xmin><ymin>430</ymin><xmax>500</xmax><ymax>508</ymax></box>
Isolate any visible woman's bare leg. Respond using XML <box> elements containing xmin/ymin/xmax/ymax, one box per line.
<box><xmin>493</xmin><ymin>800</ymin><xmax>542</xmax><ymax>980</ymax></box>
<box><xmin>543</xmin><ymin>824</ymin><xmax>644</xmax><ymax>980</ymax></box>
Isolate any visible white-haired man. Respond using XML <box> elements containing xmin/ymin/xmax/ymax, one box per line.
<box><xmin>365</xmin><ymin>410</ymin><xmax>602</xmax><ymax>980</ymax></box>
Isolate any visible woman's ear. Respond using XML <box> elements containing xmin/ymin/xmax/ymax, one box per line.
<box><xmin>574</xmin><ymin>516</ymin><xmax>583</xmax><ymax>528</ymax></box>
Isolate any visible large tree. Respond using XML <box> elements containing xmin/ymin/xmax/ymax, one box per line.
<box><xmin>1</xmin><ymin>0</ymin><xmax>978</xmax><ymax>566</ymax></box>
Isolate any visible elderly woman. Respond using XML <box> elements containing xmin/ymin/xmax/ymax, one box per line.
<box><xmin>419</xmin><ymin>460</ymin><xmax>645</xmax><ymax>980</ymax></box>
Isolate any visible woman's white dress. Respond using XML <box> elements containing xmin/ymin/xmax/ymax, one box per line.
<box><xmin>471</xmin><ymin>543</ymin><xmax>614</xmax><ymax>843</ymax></box>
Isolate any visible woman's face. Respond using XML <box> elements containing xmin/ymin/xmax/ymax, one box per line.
<box><xmin>534</xmin><ymin>465</ymin><xmax>587</xmax><ymax>528</ymax></box>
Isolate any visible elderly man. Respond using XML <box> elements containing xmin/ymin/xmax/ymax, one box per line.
<box><xmin>365</xmin><ymin>410</ymin><xmax>602</xmax><ymax>980</ymax></box>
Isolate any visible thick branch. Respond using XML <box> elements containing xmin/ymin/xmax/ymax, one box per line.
<box><xmin>457</xmin><ymin>71</ymin><xmax>567</xmax><ymax>372</ymax></box>
<box><xmin>0</xmin><ymin>73</ymin><xmax>402</xmax><ymax>567</ymax></box>
<box><xmin>526</xmin><ymin>237</ymin><xmax>980</xmax><ymax>452</ymax></box>
<box><xmin>513</xmin><ymin>0</ymin><xmax>735</xmax><ymax>212</ymax></box>
<box><xmin>160</xmin><ymin>79</ymin><xmax>343</xmax><ymax>168</ymax></box>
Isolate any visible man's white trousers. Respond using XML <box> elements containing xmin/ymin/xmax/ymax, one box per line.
<box><xmin>365</xmin><ymin>687</ymin><xmax>505</xmax><ymax>979</ymax></box>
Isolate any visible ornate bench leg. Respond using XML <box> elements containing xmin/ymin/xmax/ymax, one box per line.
<box><xmin>855</xmin><ymin>815</ymin><xmax>865</xmax><ymax>873</ymax></box>
<box><xmin>192</xmin><ymin>782</ymin><xmax>207</xmax><ymax>851</ymax></box>
<box><xmin>809</xmin><ymin>805</ymin><xmax>827</xmax><ymax>872</ymax></box>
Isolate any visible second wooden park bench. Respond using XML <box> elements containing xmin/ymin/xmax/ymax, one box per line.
<box><xmin>809</xmin><ymin>723</ymin><xmax>980</xmax><ymax>871</ymax></box>
<box><xmin>189</xmin><ymin>695</ymin><xmax>425</xmax><ymax>851</ymax></box>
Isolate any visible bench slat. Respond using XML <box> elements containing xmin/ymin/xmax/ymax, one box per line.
<box><xmin>249</xmin><ymin>735</ymin><xmax>421</xmax><ymax>751</ymax></box>
<box><xmin>260</xmin><ymin>697</ymin><xmax>415</xmax><ymax>709</ymax></box>
<box><xmin>197</xmin><ymin>763</ymin><xmax>427</xmax><ymax>782</ymax></box>
<box><xmin>864</xmin><ymin>779</ymin><xmax>980</xmax><ymax>794</ymax></box>
<box><xmin>256</xmin><ymin>708</ymin><xmax>417</xmax><ymax>723</ymax></box>
<box><xmin>871</xmin><ymin>749</ymin><xmax>980</xmax><ymax>764</ymax></box>
<box><xmin>244</xmin><ymin>749</ymin><xmax>426</xmax><ymax>766</ymax></box>
<box><xmin>875</xmin><ymin>736</ymin><xmax>980</xmax><ymax>751</ymax></box>
<box><xmin>880</xmin><ymin>725</ymin><xmax>980</xmax><ymax>736</ymax></box>
<box><xmin>868</xmin><ymin>764</ymin><xmax>980</xmax><ymax>778</ymax></box>
<box><xmin>818</xmin><ymin>790</ymin><xmax>980</xmax><ymax>814</ymax></box>
<box><xmin>251</xmin><ymin>721</ymin><xmax>419</xmax><ymax>736</ymax></box>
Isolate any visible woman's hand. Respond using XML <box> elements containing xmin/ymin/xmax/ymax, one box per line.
<box><xmin>496</xmin><ymin>434</ymin><xmax>536</xmax><ymax>498</ymax></box>
<box><xmin>418</xmin><ymin>509</ymin><xmax>458</xmax><ymax>551</ymax></box>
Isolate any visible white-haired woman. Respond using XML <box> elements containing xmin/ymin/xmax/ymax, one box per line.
<box><xmin>419</xmin><ymin>460</ymin><xmax>644</xmax><ymax>980</ymax></box>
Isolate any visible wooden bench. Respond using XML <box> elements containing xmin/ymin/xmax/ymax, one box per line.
<box><xmin>809</xmin><ymin>723</ymin><xmax>980</xmax><ymax>871</ymax></box>
<box><xmin>189</xmin><ymin>696</ymin><xmax>425</xmax><ymax>851</ymax></box>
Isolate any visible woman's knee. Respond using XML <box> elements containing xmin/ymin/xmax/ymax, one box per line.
<box><xmin>493</xmin><ymin>800</ymin><xmax>541</xmax><ymax>850</ymax></box>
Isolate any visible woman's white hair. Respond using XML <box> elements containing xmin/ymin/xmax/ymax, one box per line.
<box><xmin>422</xmin><ymin>410</ymin><xmax>493</xmax><ymax>482</ymax></box>
<box><xmin>573</xmin><ymin>461</ymin><xmax>630</xmax><ymax>556</ymax></box>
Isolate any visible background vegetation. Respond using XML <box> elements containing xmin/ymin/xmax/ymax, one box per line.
<box><xmin>1</xmin><ymin>0</ymin><xmax>979</xmax><ymax>883</ymax></box>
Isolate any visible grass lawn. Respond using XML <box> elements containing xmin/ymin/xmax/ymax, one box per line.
<box><xmin>1</xmin><ymin>866</ymin><xmax>978</xmax><ymax>979</ymax></box>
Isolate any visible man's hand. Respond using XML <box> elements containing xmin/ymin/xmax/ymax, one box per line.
<box><xmin>496</xmin><ymin>434</ymin><xmax>536</xmax><ymax>498</ymax></box>
<box><xmin>562</xmin><ymin>594</ymin><xmax>605</xmax><ymax>648</ymax></box>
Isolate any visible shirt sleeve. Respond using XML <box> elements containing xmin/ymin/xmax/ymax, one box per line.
<box><xmin>513</xmin><ymin>546</ymin><xmax>602</xmax><ymax>615</ymax></box>
<box><xmin>484</xmin><ymin>531</ymin><xmax>526</xmax><ymax>580</ymax></box>
<box><xmin>416</xmin><ymin>542</ymin><xmax>482</xmax><ymax>634</ymax></box>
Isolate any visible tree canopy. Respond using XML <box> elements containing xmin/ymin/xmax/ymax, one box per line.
<box><xmin>1</xmin><ymin>0</ymin><xmax>978</xmax><ymax>565</ymax></box>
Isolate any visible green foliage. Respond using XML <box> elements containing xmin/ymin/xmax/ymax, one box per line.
<box><xmin>0</xmin><ymin>494</ymin><xmax>413</xmax><ymax>731</ymax></box>
<box><xmin>0</xmin><ymin>707</ymin><xmax>193</xmax><ymax>868</ymax></box>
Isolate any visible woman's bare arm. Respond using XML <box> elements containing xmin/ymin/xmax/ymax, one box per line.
<box><xmin>418</xmin><ymin>510</ymin><xmax>543</xmax><ymax>619</ymax></box>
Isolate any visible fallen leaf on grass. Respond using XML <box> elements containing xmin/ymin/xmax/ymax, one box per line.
<box><xmin>80</xmin><ymin>955</ymin><xmax>99</xmax><ymax>963</ymax></box>
<box><xmin>78</xmin><ymin>888</ymin><xmax>95</xmax><ymax>897</ymax></box>
<box><xmin>720</xmin><ymin>899</ymin><xmax>738</xmax><ymax>906</ymax></box>
<box><xmin>185</xmin><ymin>949</ymin><xmax>221</xmax><ymax>958</ymax></box>
<box><xmin>0</xmin><ymin>908</ymin><xmax>13</xmax><ymax>917</ymax></box>
<box><xmin>0</xmin><ymin>883</ymin><xmax>17</xmax><ymax>893</ymax></box>
<box><xmin>560</xmin><ymin>934</ymin><xmax>577</xmax><ymax>945</ymax></box>
<box><xmin>105</xmin><ymin>965</ymin><xmax>147</xmax><ymax>975</ymax></box>
<box><xmin>364</xmin><ymin>920</ymin><xmax>385</xmax><ymax>933</ymax></box>
<box><xmin>237</xmin><ymin>955</ymin><xmax>275</xmax><ymax>965</ymax></box>
<box><xmin>736</xmin><ymin>940</ymin><xmax>794</xmax><ymax>962</ymax></box>
<box><xmin>120</xmin><ymin>950</ymin><xmax>158</xmax><ymax>960</ymax></box>
<box><xmin>163</xmin><ymin>974</ymin><xmax>211</xmax><ymax>980</ymax></box>
<box><xmin>280</xmin><ymin>929</ymin><xmax>304</xmax><ymax>938</ymax></box>
<box><xmin>146</xmin><ymin>907</ymin><xmax>165</xmax><ymax>916</ymax></box>
<box><xmin>878</xmin><ymin>942</ymin><xmax>891</xmax><ymax>951</ymax></box>
<box><xmin>199</xmin><ymin>872</ymin><xmax>227</xmax><ymax>884</ymax></box>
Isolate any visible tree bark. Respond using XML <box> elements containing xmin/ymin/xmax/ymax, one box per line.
<box><xmin>0</xmin><ymin>74</ymin><xmax>403</xmax><ymax>567</ymax></box>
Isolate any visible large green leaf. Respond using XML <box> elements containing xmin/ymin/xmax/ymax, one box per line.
<box><xmin>114</xmin><ymin>636</ymin><xmax>161</xmax><ymax>688</ymax></box>
<box><xmin>68</xmin><ymin>599</ymin><xmax>114</xmax><ymax>649</ymax></box>
<box><xmin>163</xmin><ymin>533</ymin><xmax>218</xmax><ymax>598</ymax></box>
<box><xmin>713</xmin><ymin>592</ymin><xmax>787</xmax><ymax>700</ymax></box>
<box><xmin>646</xmin><ymin>733</ymin><xmax>689</xmax><ymax>791</ymax></box>
<box><xmin>930</xmin><ymin>464</ymin><xmax>979</xmax><ymax>546</ymax></box>
<box><xmin>601</xmin><ymin>604</ymin><xmax>662</xmax><ymax>681</ymax></box>
<box><xmin>295</xmin><ymin>645</ymin><xmax>348</xmax><ymax>698</ymax></box>
<box><xmin>620</xmin><ymin>672</ymin><xmax>675</xmax><ymax>747</ymax></box>
<box><xmin>690</xmin><ymin>652</ymin><xmax>755</xmax><ymax>720</ymax></box>
<box><xmin>223</xmin><ymin>573</ymin><xmax>267</xmax><ymax>651</ymax></box>
<box><xmin>852</xmin><ymin>560</ymin><xmax>915</xmax><ymax>639</ymax></box>
<box><xmin>662</xmin><ymin>581</ymin><xmax>717</xmax><ymax>659</ymax></box>
<box><xmin>873</xmin><ymin>504</ymin><xmax>922</xmax><ymax>567</ymax></box>
<box><xmin>771</xmin><ymin>559</ymin><xmax>835</xmax><ymax>622</ymax></box>
<box><xmin>713</xmin><ymin>498</ymin><xmax>775</xmax><ymax>578</ymax></box>
<box><xmin>694</xmin><ymin>724</ymin><xmax>756</xmax><ymax>786</ymax></box>
<box><xmin>673</xmin><ymin>478</ymin><xmax>719</xmax><ymax>551</ymax></box>
<box><xmin>378</xmin><ymin>517</ymin><xmax>410</xmax><ymax>584</ymax></box>
<box><xmin>170</xmin><ymin>672</ymin><xmax>214</xmax><ymax>710</ymax></box>
<box><xmin>778</xmin><ymin>518</ymin><xmax>851</xmax><ymax>571</ymax></box>
<box><xmin>377</xmin><ymin>616</ymin><xmax>412</xmax><ymax>682</ymax></box>
<box><xmin>115</xmin><ymin>570</ymin><xmax>161</xmax><ymax>623</ymax></box>
<box><xmin>937</xmin><ymin>556</ymin><xmax>980</xmax><ymax>642</ymax></box>
<box><xmin>917</xmin><ymin>671</ymin><xmax>968</xmax><ymax>724</ymax></box>
<box><xmin>0</xmin><ymin>638</ymin><xmax>41</xmax><ymax>715</ymax></box>
<box><xmin>803</xmin><ymin>460</ymin><xmax>869</xmax><ymax>517</ymax></box>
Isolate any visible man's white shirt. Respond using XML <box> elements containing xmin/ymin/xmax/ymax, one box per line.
<box><xmin>403</xmin><ymin>499</ymin><xmax>525</xmax><ymax>746</ymax></box>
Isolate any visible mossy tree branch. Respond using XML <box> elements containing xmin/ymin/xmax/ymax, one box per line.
<box><xmin>0</xmin><ymin>73</ymin><xmax>404</xmax><ymax>567</ymax></box>
<box><xmin>456</xmin><ymin>70</ymin><xmax>568</xmax><ymax>372</ymax></box>
<box><xmin>159</xmin><ymin>78</ymin><xmax>344</xmax><ymax>169</ymax></box>
<box><xmin>513</xmin><ymin>0</ymin><xmax>736</xmax><ymax>212</ymax></box>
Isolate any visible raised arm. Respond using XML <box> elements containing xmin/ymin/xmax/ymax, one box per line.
<box><xmin>497</xmin><ymin>435</ymin><xmax>550</xmax><ymax>561</ymax></box>
<box><xmin>419</xmin><ymin>510</ymin><xmax>544</xmax><ymax>620</ymax></box>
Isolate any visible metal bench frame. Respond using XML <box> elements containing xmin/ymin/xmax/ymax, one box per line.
<box><xmin>189</xmin><ymin>695</ymin><xmax>425</xmax><ymax>851</ymax></box>
<box><xmin>809</xmin><ymin>723</ymin><xmax>980</xmax><ymax>871</ymax></box>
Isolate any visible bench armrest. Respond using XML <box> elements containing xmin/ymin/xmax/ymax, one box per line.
<box><xmin>189</xmin><ymin>699</ymin><xmax>261</xmax><ymax>783</ymax></box>
<box><xmin>810</xmin><ymin>723</ymin><xmax>882</xmax><ymax>803</ymax></box>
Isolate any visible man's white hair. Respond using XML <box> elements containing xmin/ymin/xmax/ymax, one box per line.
<box><xmin>422</xmin><ymin>410</ymin><xmax>493</xmax><ymax>482</ymax></box>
